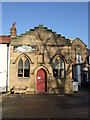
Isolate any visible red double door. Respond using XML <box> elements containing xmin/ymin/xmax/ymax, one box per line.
<box><xmin>37</xmin><ymin>69</ymin><xmax>45</xmax><ymax>93</ymax></box>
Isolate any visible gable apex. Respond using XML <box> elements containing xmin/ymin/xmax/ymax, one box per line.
<box><xmin>72</xmin><ymin>37</ymin><xmax>87</xmax><ymax>47</ymax></box>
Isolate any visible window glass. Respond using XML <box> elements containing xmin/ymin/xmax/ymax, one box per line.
<box><xmin>60</xmin><ymin>59</ymin><xmax>64</xmax><ymax>78</ymax></box>
<box><xmin>24</xmin><ymin>59</ymin><xmax>30</xmax><ymax>77</ymax></box>
<box><xmin>72</xmin><ymin>65</ymin><xmax>78</xmax><ymax>81</ymax></box>
<box><xmin>77</xmin><ymin>55</ymin><xmax>81</xmax><ymax>63</ymax></box>
<box><xmin>53</xmin><ymin>69</ymin><xmax>58</xmax><ymax>78</ymax></box>
<box><xmin>53</xmin><ymin>59</ymin><xmax>58</xmax><ymax>78</ymax></box>
<box><xmin>18</xmin><ymin>59</ymin><xmax>23</xmax><ymax>77</ymax></box>
<box><xmin>60</xmin><ymin>59</ymin><xmax>64</xmax><ymax>69</ymax></box>
<box><xmin>53</xmin><ymin>59</ymin><xmax>58</xmax><ymax>69</ymax></box>
<box><xmin>24</xmin><ymin>59</ymin><xmax>29</xmax><ymax>69</ymax></box>
<box><xmin>53</xmin><ymin>58</ymin><xmax>65</xmax><ymax>79</ymax></box>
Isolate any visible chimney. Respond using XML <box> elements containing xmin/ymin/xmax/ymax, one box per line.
<box><xmin>10</xmin><ymin>22</ymin><xmax>17</xmax><ymax>38</ymax></box>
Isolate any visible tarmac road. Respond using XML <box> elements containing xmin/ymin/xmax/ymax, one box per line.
<box><xmin>2</xmin><ymin>87</ymin><xmax>89</xmax><ymax>119</ymax></box>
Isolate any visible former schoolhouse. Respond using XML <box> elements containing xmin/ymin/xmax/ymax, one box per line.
<box><xmin>8</xmin><ymin>23</ymin><xmax>88</xmax><ymax>94</ymax></box>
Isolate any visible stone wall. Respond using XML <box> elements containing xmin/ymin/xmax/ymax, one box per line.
<box><xmin>9</xmin><ymin>45</ymin><xmax>73</xmax><ymax>94</ymax></box>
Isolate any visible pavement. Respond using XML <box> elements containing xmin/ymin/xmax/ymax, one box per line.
<box><xmin>1</xmin><ymin>87</ymin><xmax>89</xmax><ymax>119</ymax></box>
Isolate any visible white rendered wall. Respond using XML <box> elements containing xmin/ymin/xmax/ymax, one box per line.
<box><xmin>0</xmin><ymin>44</ymin><xmax>7</xmax><ymax>92</ymax></box>
<box><xmin>7</xmin><ymin>45</ymin><xmax>10</xmax><ymax>91</ymax></box>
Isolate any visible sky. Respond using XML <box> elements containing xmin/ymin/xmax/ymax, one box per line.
<box><xmin>1</xmin><ymin>2</ymin><xmax>88</xmax><ymax>47</ymax></box>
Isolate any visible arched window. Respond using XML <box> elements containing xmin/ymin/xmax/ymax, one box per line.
<box><xmin>18</xmin><ymin>58</ymin><xmax>30</xmax><ymax>78</ymax></box>
<box><xmin>18</xmin><ymin>59</ymin><xmax>23</xmax><ymax>77</ymax></box>
<box><xmin>53</xmin><ymin>58</ymin><xmax>65</xmax><ymax>79</ymax></box>
<box><xmin>24</xmin><ymin>59</ymin><xmax>30</xmax><ymax>77</ymax></box>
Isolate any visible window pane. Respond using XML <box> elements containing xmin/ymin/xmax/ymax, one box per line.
<box><xmin>18</xmin><ymin>59</ymin><xmax>23</xmax><ymax>77</ymax></box>
<box><xmin>53</xmin><ymin>69</ymin><xmax>58</xmax><ymax>78</ymax></box>
<box><xmin>60</xmin><ymin>59</ymin><xmax>64</xmax><ymax>69</ymax></box>
<box><xmin>60</xmin><ymin>69</ymin><xmax>64</xmax><ymax>78</ymax></box>
<box><xmin>24</xmin><ymin>69</ymin><xmax>29</xmax><ymax>77</ymax></box>
<box><xmin>18</xmin><ymin>59</ymin><xmax>23</xmax><ymax>69</ymax></box>
<box><xmin>77</xmin><ymin>55</ymin><xmax>81</xmax><ymax>63</ymax></box>
<box><xmin>53</xmin><ymin>59</ymin><xmax>58</xmax><ymax>69</ymax></box>
<box><xmin>18</xmin><ymin>69</ymin><xmax>23</xmax><ymax>77</ymax></box>
<box><xmin>24</xmin><ymin>59</ymin><xmax>29</xmax><ymax>69</ymax></box>
<box><xmin>72</xmin><ymin>65</ymin><xmax>78</xmax><ymax>80</ymax></box>
<box><xmin>24</xmin><ymin>59</ymin><xmax>30</xmax><ymax>77</ymax></box>
<box><xmin>53</xmin><ymin>59</ymin><xmax>58</xmax><ymax>78</ymax></box>
<box><xmin>60</xmin><ymin>59</ymin><xmax>65</xmax><ymax>78</ymax></box>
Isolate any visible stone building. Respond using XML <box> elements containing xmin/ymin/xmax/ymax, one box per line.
<box><xmin>8</xmin><ymin>23</ymin><xmax>87</xmax><ymax>94</ymax></box>
<box><xmin>72</xmin><ymin>38</ymin><xmax>87</xmax><ymax>85</ymax></box>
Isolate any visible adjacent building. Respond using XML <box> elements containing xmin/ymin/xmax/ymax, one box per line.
<box><xmin>0</xmin><ymin>36</ymin><xmax>11</xmax><ymax>92</ymax></box>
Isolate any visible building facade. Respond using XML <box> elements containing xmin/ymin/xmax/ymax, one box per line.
<box><xmin>0</xmin><ymin>23</ymin><xmax>88</xmax><ymax>94</ymax></box>
<box><xmin>8</xmin><ymin>23</ymin><xmax>87</xmax><ymax>94</ymax></box>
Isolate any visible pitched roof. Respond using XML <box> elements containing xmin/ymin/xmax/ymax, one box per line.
<box><xmin>72</xmin><ymin>38</ymin><xmax>87</xmax><ymax>47</ymax></box>
<box><xmin>0</xmin><ymin>36</ymin><xmax>11</xmax><ymax>43</ymax></box>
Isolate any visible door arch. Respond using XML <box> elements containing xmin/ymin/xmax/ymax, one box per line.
<box><xmin>37</xmin><ymin>68</ymin><xmax>47</xmax><ymax>93</ymax></box>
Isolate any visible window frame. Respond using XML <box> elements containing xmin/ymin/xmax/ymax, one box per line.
<box><xmin>18</xmin><ymin>58</ymin><xmax>30</xmax><ymax>78</ymax></box>
<box><xmin>53</xmin><ymin>57</ymin><xmax>65</xmax><ymax>79</ymax></box>
<box><xmin>77</xmin><ymin>54</ymin><xmax>81</xmax><ymax>63</ymax></box>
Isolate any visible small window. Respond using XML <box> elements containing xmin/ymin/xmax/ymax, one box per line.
<box><xmin>77</xmin><ymin>55</ymin><xmax>81</xmax><ymax>63</ymax></box>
